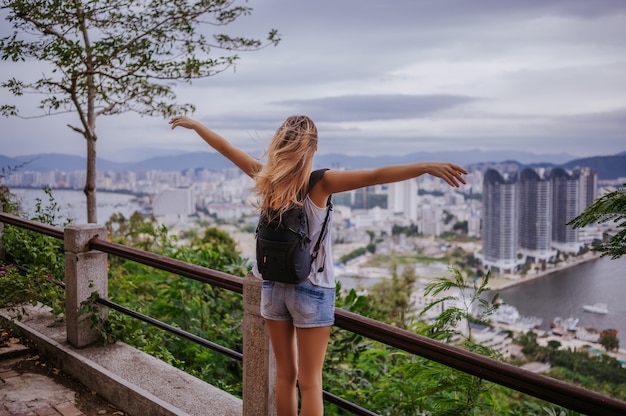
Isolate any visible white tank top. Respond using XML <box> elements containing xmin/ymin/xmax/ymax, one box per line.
<box><xmin>303</xmin><ymin>195</ymin><xmax>335</xmax><ymax>288</ymax></box>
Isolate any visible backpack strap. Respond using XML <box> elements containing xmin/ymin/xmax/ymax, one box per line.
<box><xmin>307</xmin><ymin>169</ymin><xmax>333</xmax><ymax>273</ymax></box>
<box><xmin>308</xmin><ymin>168</ymin><xmax>327</xmax><ymax>192</ymax></box>
<box><xmin>311</xmin><ymin>202</ymin><xmax>332</xmax><ymax>272</ymax></box>
<box><xmin>308</xmin><ymin>168</ymin><xmax>332</xmax><ymax>206</ymax></box>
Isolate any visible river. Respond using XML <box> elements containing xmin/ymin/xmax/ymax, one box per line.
<box><xmin>491</xmin><ymin>256</ymin><xmax>626</xmax><ymax>345</ymax></box>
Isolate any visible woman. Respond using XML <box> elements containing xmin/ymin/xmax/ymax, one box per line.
<box><xmin>170</xmin><ymin>114</ymin><xmax>467</xmax><ymax>416</ymax></box>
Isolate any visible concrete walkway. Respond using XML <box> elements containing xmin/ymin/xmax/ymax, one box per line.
<box><xmin>0</xmin><ymin>333</ymin><xmax>126</xmax><ymax>416</ymax></box>
<box><xmin>1</xmin><ymin>305</ymin><xmax>243</xmax><ymax>416</ymax></box>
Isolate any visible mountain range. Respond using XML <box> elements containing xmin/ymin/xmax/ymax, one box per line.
<box><xmin>2</xmin><ymin>149</ymin><xmax>626</xmax><ymax>180</ymax></box>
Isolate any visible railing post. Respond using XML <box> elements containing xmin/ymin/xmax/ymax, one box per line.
<box><xmin>242</xmin><ymin>272</ymin><xmax>276</xmax><ymax>416</ymax></box>
<box><xmin>64</xmin><ymin>224</ymin><xmax>108</xmax><ymax>348</ymax></box>
<box><xmin>0</xmin><ymin>204</ymin><xmax>4</xmax><ymax>260</ymax></box>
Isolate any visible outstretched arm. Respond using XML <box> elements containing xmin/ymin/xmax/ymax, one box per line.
<box><xmin>169</xmin><ymin>116</ymin><xmax>262</xmax><ymax>178</ymax></box>
<box><xmin>309</xmin><ymin>162</ymin><xmax>467</xmax><ymax>207</ymax></box>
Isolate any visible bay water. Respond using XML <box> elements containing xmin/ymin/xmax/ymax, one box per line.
<box><xmin>492</xmin><ymin>256</ymin><xmax>626</xmax><ymax>345</ymax></box>
<box><xmin>8</xmin><ymin>188</ymin><xmax>143</xmax><ymax>225</ymax></box>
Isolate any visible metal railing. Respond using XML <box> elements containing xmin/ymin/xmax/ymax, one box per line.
<box><xmin>2</xmin><ymin>211</ymin><xmax>626</xmax><ymax>416</ymax></box>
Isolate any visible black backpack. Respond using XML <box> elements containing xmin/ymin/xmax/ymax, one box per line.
<box><xmin>256</xmin><ymin>169</ymin><xmax>332</xmax><ymax>283</ymax></box>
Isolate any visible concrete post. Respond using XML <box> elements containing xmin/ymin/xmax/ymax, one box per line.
<box><xmin>0</xmin><ymin>204</ymin><xmax>4</xmax><ymax>260</ymax></box>
<box><xmin>242</xmin><ymin>272</ymin><xmax>276</xmax><ymax>416</ymax></box>
<box><xmin>64</xmin><ymin>224</ymin><xmax>108</xmax><ymax>348</ymax></box>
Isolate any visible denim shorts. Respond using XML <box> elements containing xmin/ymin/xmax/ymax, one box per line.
<box><xmin>261</xmin><ymin>279</ymin><xmax>335</xmax><ymax>328</ymax></box>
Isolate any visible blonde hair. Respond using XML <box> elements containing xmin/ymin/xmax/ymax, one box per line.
<box><xmin>253</xmin><ymin>115</ymin><xmax>318</xmax><ymax>219</ymax></box>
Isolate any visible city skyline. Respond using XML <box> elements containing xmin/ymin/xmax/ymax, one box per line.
<box><xmin>1</xmin><ymin>1</ymin><xmax>625</xmax><ymax>162</ymax></box>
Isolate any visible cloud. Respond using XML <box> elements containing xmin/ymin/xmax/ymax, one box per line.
<box><xmin>1</xmin><ymin>0</ymin><xmax>626</xmax><ymax>160</ymax></box>
<box><xmin>277</xmin><ymin>94</ymin><xmax>478</xmax><ymax>122</ymax></box>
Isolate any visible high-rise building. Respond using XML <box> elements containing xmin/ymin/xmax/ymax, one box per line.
<box><xmin>481</xmin><ymin>169</ymin><xmax>522</xmax><ymax>272</ymax></box>
<box><xmin>153</xmin><ymin>188</ymin><xmax>195</xmax><ymax>224</ymax></box>
<box><xmin>353</xmin><ymin>187</ymin><xmax>368</xmax><ymax>209</ymax></box>
<box><xmin>575</xmin><ymin>167</ymin><xmax>598</xmax><ymax>214</ymax></box>
<box><xmin>518</xmin><ymin>168</ymin><xmax>556</xmax><ymax>262</ymax></box>
<box><xmin>549</xmin><ymin>168</ymin><xmax>581</xmax><ymax>253</ymax></box>
<box><xmin>481</xmin><ymin>166</ymin><xmax>597</xmax><ymax>269</ymax></box>
<box><xmin>388</xmin><ymin>179</ymin><xmax>418</xmax><ymax>223</ymax></box>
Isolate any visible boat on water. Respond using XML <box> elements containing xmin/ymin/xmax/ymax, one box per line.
<box><xmin>490</xmin><ymin>303</ymin><xmax>543</xmax><ymax>329</ymax></box>
<box><xmin>582</xmin><ymin>303</ymin><xmax>609</xmax><ymax>314</ymax></box>
<box><xmin>575</xmin><ymin>327</ymin><xmax>601</xmax><ymax>343</ymax></box>
<box><xmin>551</xmin><ymin>317</ymin><xmax>579</xmax><ymax>336</ymax></box>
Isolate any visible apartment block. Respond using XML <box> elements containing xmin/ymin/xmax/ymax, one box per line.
<box><xmin>480</xmin><ymin>169</ymin><xmax>522</xmax><ymax>272</ymax></box>
<box><xmin>480</xmin><ymin>166</ymin><xmax>598</xmax><ymax>271</ymax></box>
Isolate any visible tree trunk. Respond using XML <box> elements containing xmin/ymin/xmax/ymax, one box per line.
<box><xmin>84</xmin><ymin>134</ymin><xmax>97</xmax><ymax>223</ymax></box>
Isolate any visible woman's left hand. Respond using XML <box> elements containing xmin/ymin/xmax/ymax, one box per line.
<box><xmin>428</xmin><ymin>162</ymin><xmax>468</xmax><ymax>187</ymax></box>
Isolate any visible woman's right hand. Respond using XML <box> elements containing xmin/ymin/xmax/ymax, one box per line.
<box><xmin>169</xmin><ymin>116</ymin><xmax>196</xmax><ymax>130</ymax></box>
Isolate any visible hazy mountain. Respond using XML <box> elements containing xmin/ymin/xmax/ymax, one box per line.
<box><xmin>315</xmin><ymin>149</ymin><xmax>576</xmax><ymax>169</ymax></box>
<box><xmin>2</xmin><ymin>149</ymin><xmax>626</xmax><ymax>179</ymax></box>
<box><xmin>0</xmin><ymin>152</ymin><xmax>234</xmax><ymax>172</ymax></box>
<box><xmin>562</xmin><ymin>155</ymin><xmax>626</xmax><ymax>180</ymax></box>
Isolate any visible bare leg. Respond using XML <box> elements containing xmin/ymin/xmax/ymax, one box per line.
<box><xmin>265</xmin><ymin>319</ymin><xmax>298</xmax><ymax>416</ymax></box>
<box><xmin>296</xmin><ymin>326</ymin><xmax>331</xmax><ymax>416</ymax></box>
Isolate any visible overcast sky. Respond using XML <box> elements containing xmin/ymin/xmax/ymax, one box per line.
<box><xmin>2</xmin><ymin>0</ymin><xmax>626</xmax><ymax>162</ymax></box>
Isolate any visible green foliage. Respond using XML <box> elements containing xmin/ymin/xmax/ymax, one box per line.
<box><xmin>1</xmin><ymin>189</ymin><xmax>248</xmax><ymax>395</ymax></box>
<box><xmin>550</xmin><ymin>349</ymin><xmax>626</xmax><ymax>387</ymax></box>
<box><xmin>453</xmin><ymin>220</ymin><xmax>469</xmax><ymax>234</ymax></box>
<box><xmin>0</xmin><ymin>188</ymin><xmax>66</xmax><ymax>319</ymax></box>
<box><xmin>516</xmin><ymin>330</ymin><xmax>626</xmax><ymax>401</ymax></box>
<box><xmin>0</xmin><ymin>263</ymin><xmax>65</xmax><ymax>320</ymax></box>
<box><xmin>541</xmin><ymin>407</ymin><xmax>580</xmax><ymax>416</ymax></box>
<box><xmin>106</xmin><ymin>272</ymin><xmax>245</xmax><ymax>396</ymax></box>
<box><xmin>416</xmin><ymin>268</ymin><xmax>502</xmax><ymax>414</ymax></box>
<box><xmin>568</xmin><ymin>184</ymin><xmax>626</xmax><ymax>259</ymax></box>
<box><xmin>240</xmin><ymin>223</ymin><xmax>257</xmax><ymax>233</ymax></box>
<box><xmin>391</xmin><ymin>224</ymin><xmax>418</xmax><ymax>236</ymax></box>
<box><xmin>547</xmin><ymin>340</ymin><xmax>562</xmax><ymax>350</ymax></box>
<box><xmin>599</xmin><ymin>331</ymin><xmax>620</xmax><ymax>352</ymax></box>
<box><xmin>339</xmin><ymin>246</ymin><xmax>367</xmax><ymax>264</ymax></box>
<box><xmin>364</xmin><ymin>263</ymin><xmax>416</xmax><ymax>329</ymax></box>
<box><xmin>101</xmin><ymin>213</ymin><xmax>248</xmax><ymax>396</ymax></box>
<box><xmin>323</xmin><ymin>267</ymin><xmax>509</xmax><ymax>415</ymax></box>
<box><xmin>365</xmin><ymin>253</ymin><xmax>449</xmax><ymax>268</ymax></box>
<box><xmin>421</xmin><ymin>268</ymin><xmax>499</xmax><ymax>342</ymax></box>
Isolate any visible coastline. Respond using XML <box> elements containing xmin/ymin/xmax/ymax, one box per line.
<box><xmin>496</xmin><ymin>321</ymin><xmax>626</xmax><ymax>363</ymax></box>
<box><xmin>485</xmin><ymin>254</ymin><xmax>626</xmax><ymax>361</ymax></box>
<box><xmin>486</xmin><ymin>252</ymin><xmax>603</xmax><ymax>291</ymax></box>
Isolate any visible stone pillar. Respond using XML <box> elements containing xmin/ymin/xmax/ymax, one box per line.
<box><xmin>64</xmin><ymin>224</ymin><xmax>108</xmax><ymax>348</ymax></box>
<box><xmin>0</xmin><ymin>204</ymin><xmax>5</xmax><ymax>260</ymax></box>
<box><xmin>242</xmin><ymin>272</ymin><xmax>276</xmax><ymax>416</ymax></box>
